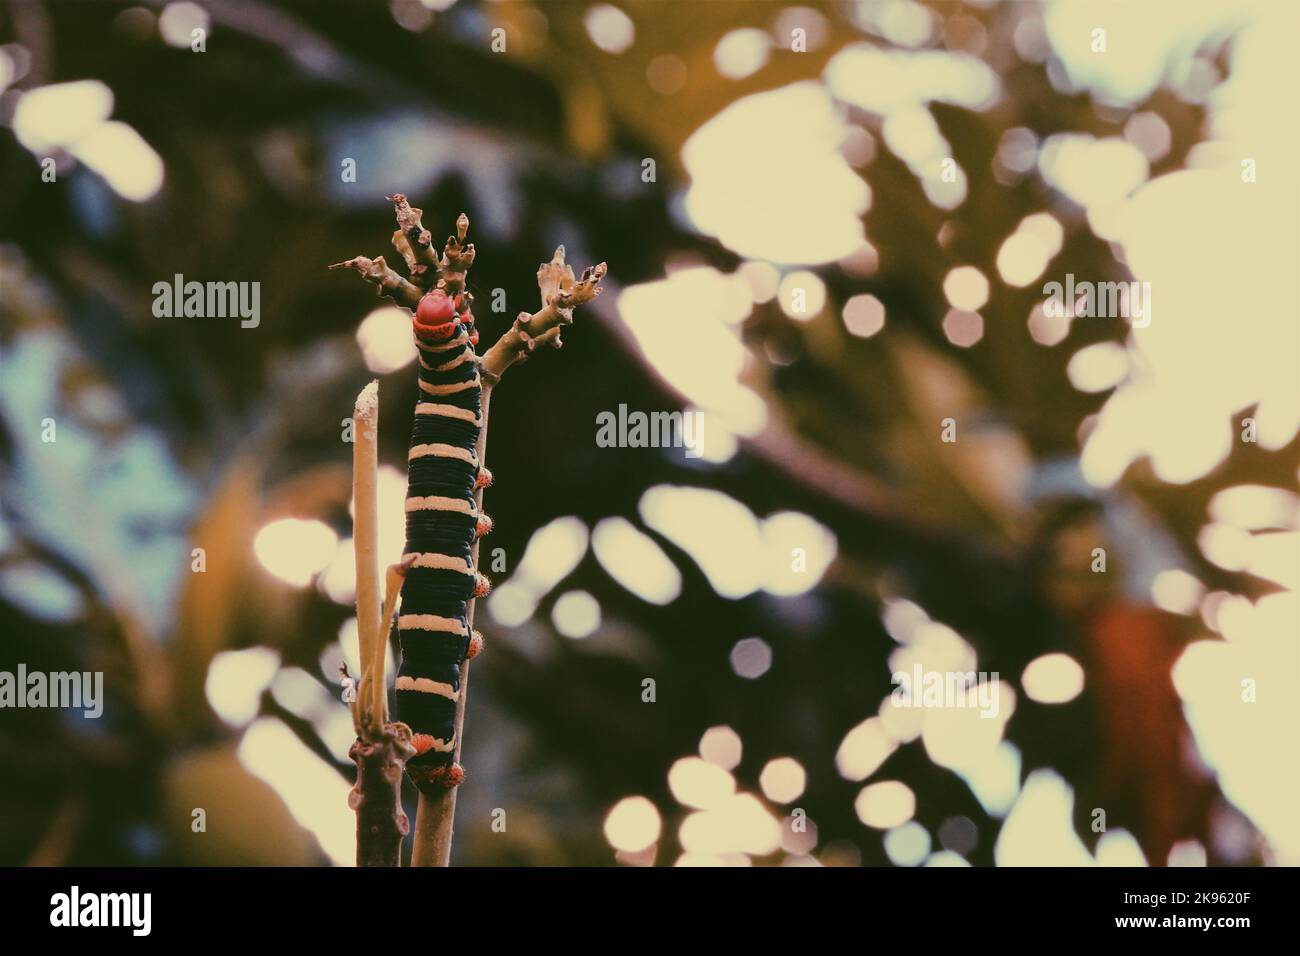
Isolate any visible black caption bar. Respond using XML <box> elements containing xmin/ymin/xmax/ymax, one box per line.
<box><xmin>3</xmin><ymin>865</ymin><xmax>1279</xmax><ymax>941</ymax></box>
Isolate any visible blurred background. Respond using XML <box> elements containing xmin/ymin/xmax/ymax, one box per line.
<box><xmin>0</xmin><ymin>0</ymin><xmax>1296</xmax><ymax>867</ymax></box>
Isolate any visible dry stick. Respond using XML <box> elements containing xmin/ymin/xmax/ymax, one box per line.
<box><xmin>353</xmin><ymin>381</ymin><xmax>383</xmax><ymax>732</ymax></box>
<box><xmin>348</xmin><ymin>380</ymin><xmax>415</xmax><ymax>867</ymax></box>
<box><xmin>328</xmin><ymin>255</ymin><xmax>423</xmax><ymax>310</ymax></box>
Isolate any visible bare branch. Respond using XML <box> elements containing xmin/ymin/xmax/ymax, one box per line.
<box><xmin>349</xmin><ymin>722</ymin><xmax>415</xmax><ymax>867</ymax></box>
<box><xmin>352</xmin><ymin>381</ymin><xmax>383</xmax><ymax>735</ymax></box>
<box><xmin>480</xmin><ymin>247</ymin><xmax>606</xmax><ymax>384</ymax></box>
<box><xmin>388</xmin><ymin>193</ymin><xmax>439</xmax><ymax>286</ymax></box>
<box><xmin>436</xmin><ymin>212</ymin><xmax>475</xmax><ymax>296</ymax></box>
<box><xmin>347</xmin><ymin>380</ymin><xmax>414</xmax><ymax>867</ymax></box>
<box><xmin>328</xmin><ymin>254</ymin><xmax>422</xmax><ymax>310</ymax></box>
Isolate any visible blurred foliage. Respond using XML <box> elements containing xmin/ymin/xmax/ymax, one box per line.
<box><xmin>0</xmin><ymin>0</ymin><xmax>1291</xmax><ymax>867</ymax></box>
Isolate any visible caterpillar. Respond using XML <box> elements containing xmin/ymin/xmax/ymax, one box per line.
<box><xmin>393</xmin><ymin>284</ymin><xmax>492</xmax><ymax>791</ymax></box>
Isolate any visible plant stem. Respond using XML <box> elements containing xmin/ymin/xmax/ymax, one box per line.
<box><xmin>352</xmin><ymin>380</ymin><xmax>385</xmax><ymax>733</ymax></box>
<box><xmin>348</xmin><ymin>380</ymin><xmax>414</xmax><ymax>867</ymax></box>
<box><xmin>349</xmin><ymin>722</ymin><xmax>413</xmax><ymax>867</ymax></box>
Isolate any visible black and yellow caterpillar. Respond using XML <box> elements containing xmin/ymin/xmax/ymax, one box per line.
<box><xmin>393</xmin><ymin>285</ymin><xmax>491</xmax><ymax>790</ymax></box>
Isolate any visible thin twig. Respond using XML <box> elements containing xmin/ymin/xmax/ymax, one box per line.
<box><xmin>328</xmin><ymin>255</ymin><xmax>423</xmax><ymax>310</ymax></box>
<box><xmin>480</xmin><ymin>249</ymin><xmax>606</xmax><ymax>385</ymax></box>
<box><xmin>352</xmin><ymin>381</ymin><xmax>384</xmax><ymax>734</ymax></box>
<box><xmin>347</xmin><ymin>380</ymin><xmax>414</xmax><ymax>866</ymax></box>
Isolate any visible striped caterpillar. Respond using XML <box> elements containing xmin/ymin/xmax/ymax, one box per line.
<box><xmin>333</xmin><ymin>196</ymin><xmax>605</xmax><ymax>803</ymax></box>
<box><xmin>333</xmin><ymin>196</ymin><xmax>605</xmax><ymax>866</ymax></box>
<box><xmin>395</xmin><ymin>284</ymin><xmax>492</xmax><ymax>791</ymax></box>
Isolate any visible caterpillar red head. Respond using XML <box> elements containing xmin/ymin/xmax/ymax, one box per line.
<box><xmin>413</xmin><ymin>289</ymin><xmax>459</xmax><ymax>343</ymax></box>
